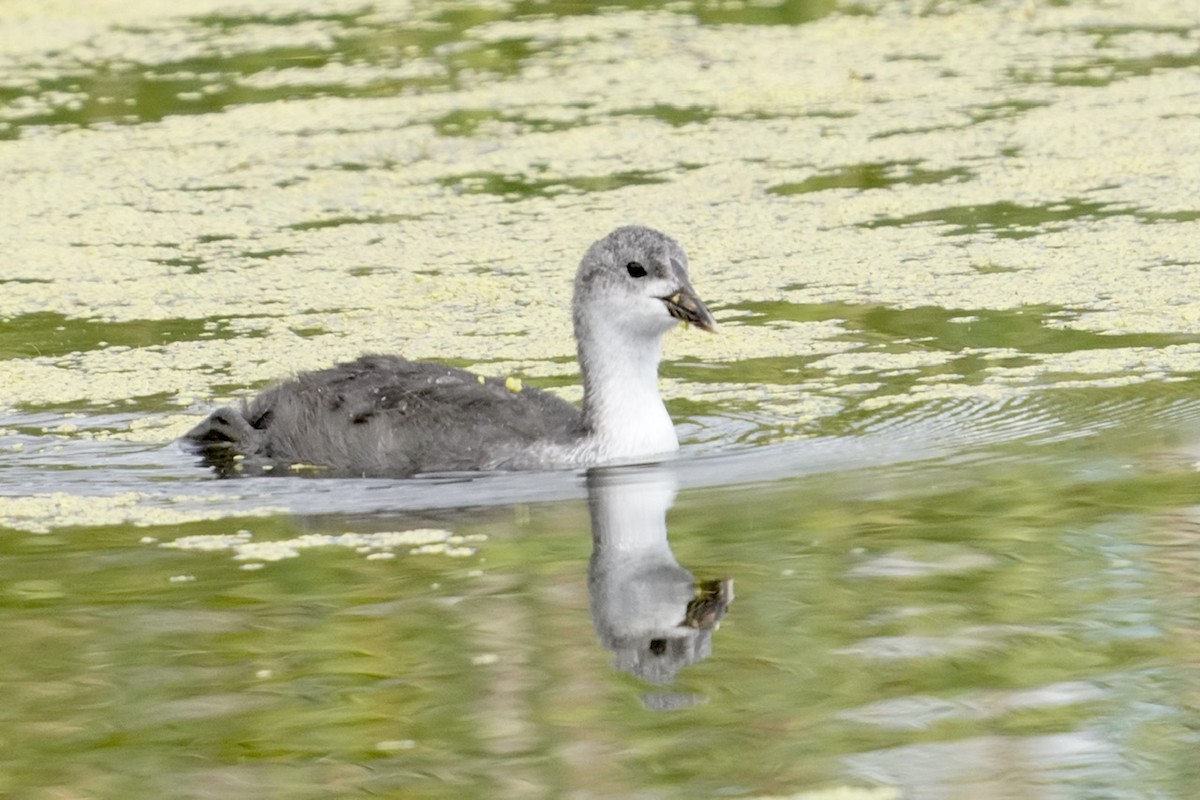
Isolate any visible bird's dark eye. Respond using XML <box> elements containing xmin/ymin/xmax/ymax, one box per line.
<box><xmin>626</xmin><ymin>261</ymin><xmax>647</xmax><ymax>278</ymax></box>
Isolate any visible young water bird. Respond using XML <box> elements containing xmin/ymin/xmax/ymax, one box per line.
<box><xmin>184</xmin><ymin>226</ymin><xmax>717</xmax><ymax>477</ymax></box>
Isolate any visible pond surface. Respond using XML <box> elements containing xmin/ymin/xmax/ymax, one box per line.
<box><xmin>2</xmin><ymin>0</ymin><xmax>1200</xmax><ymax>797</ymax></box>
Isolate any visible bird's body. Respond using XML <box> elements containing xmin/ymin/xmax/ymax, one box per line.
<box><xmin>183</xmin><ymin>226</ymin><xmax>715</xmax><ymax>477</ymax></box>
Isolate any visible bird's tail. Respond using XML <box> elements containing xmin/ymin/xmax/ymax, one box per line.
<box><xmin>181</xmin><ymin>407</ymin><xmax>263</xmax><ymax>477</ymax></box>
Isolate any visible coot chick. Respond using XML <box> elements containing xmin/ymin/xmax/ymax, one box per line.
<box><xmin>183</xmin><ymin>225</ymin><xmax>716</xmax><ymax>477</ymax></box>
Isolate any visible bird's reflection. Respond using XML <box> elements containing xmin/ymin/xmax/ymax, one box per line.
<box><xmin>586</xmin><ymin>464</ymin><xmax>733</xmax><ymax>690</ymax></box>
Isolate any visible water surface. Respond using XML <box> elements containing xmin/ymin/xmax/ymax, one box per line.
<box><xmin>2</xmin><ymin>0</ymin><xmax>1200</xmax><ymax>797</ymax></box>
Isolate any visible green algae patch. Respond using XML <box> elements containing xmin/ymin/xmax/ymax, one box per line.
<box><xmin>0</xmin><ymin>0</ymin><xmax>1198</xmax><ymax>461</ymax></box>
<box><xmin>158</xmin><ymin>527</ymin><xmax>485</xmax><ymax>565</ymax></box>
<box><xmin>0</xmin><ymin>492</ymin><xmax>286</xmax><ymax>534</ymax></box>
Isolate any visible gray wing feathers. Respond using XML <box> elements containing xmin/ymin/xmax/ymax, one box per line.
<box><xmin>183</xmin><ymin>355</ymin><xmax>583</xmax><ymax>476</ymax></box>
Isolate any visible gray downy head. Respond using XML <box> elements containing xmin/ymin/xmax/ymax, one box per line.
<box><xmin>573</xmin><ymin>225</ymin><xmax>716</xmax><ymax>344</ymax></box>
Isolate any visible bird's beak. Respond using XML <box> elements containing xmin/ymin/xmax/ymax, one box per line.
<box><xmin>662</xmin><ymin>284</ymin><xmax>718</xmax><ymax>333</ymax></box>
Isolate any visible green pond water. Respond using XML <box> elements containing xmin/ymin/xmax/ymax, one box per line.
<box><xmin>2</xmin><ymin>0</ymin><xmax>1200</xmax><ymax>797</ymax></box>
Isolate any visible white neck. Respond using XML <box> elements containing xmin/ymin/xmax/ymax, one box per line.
<box><xmin>576</xmin><ymin>328</ymin><xmax>678</xmax><ymax>463</ymax></box>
